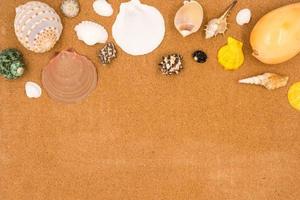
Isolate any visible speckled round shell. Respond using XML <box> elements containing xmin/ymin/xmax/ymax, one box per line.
<box><xmin>14</xmin><ymin>1</ymin><xmax>63</xmax><ymax>53</ymax></box>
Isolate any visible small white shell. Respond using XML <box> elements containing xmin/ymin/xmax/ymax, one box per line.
<box><xmin>93</xmin><ymin>0</ymin><xmax>113</xmax><ymax>17</ymax></box>
<box><xmin>25</xmin><ymin>81</ymin><xmax>42</xmax><ymax>98</ymax></box>
<box><xmin>74</xmin><ymin>21</ymin><xmax>108</xmax><ymax>46</ymax></box>
<box><xmin>236</xmin><ymin>8</ymin><xmax>252</xmax><ymax>26</ymax></box>
<box><xmin>14</xmin><ymin>1</ymin><xmax>63</xmax><ymax>53</ymax></box>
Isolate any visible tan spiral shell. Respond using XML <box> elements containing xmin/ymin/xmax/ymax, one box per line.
<box><xmin>14</xmin><ymin>1</ymin><xmax>63</xmax><ymax>53</ymax></box>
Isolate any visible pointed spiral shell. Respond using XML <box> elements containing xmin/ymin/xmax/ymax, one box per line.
<box><xmin>14</xmin><ymin>1</ymin><xmax>63</xmax><ymax>53</ymax></box>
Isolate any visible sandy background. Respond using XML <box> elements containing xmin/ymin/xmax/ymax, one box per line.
<box><xmin>1</xmin><ymin>0</ymin><xmax>300</xmax><ymax>199</ymax></box>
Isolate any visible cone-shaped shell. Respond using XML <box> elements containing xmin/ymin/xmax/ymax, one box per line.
<box><xmin>239</xmin><ymin>73</ymin><xmax>289</xmax><ymax>90</ymax></box>
<box><xmin>14</xmin><ymin>1</ymin><xmax>63</xmax><ymax>53</ymax></box>
<box><xmin>174</xmin><ymin>0</ymin><xmax>203</xmax><ymax>37</ymax></box>
<box><xmin>42</xmin><ymin>50</ymin><xmax>98</xmax><ymax>103</ymax></box>
<box><xmin>218</xmin><ymin>37</ymin><xmax>244</xmax><ymax>70</ymax></box>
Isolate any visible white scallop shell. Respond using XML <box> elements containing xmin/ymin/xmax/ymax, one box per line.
<box><xmin>14</xmin><ymin>1</ymin><xmax>63</xmax><ymax>53</ymax></box>
<box><xmin>112</xmin><ymin>0</ymin><xmax>165</xmax><ymax>56</ymax></box>
<box><xmin>74</xmin><ymin>21</ymin><xmax>108</xmax><ymax>46</ymax></box>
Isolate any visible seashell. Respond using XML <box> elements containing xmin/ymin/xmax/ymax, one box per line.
<box><xmin>174</xmin><ymin>0</ymin><xmax>204</xmax><ymax>37</ymax></box>
<box><xmin>61</xmin><ymin>0</ymin><xmax>80</xmax><ymax>18</ymax></box>
<box><xmin>218</xmin><ymin>37</ymin><xmax>244</xmax><ymax>70</ymax></box>
<box><xmin>236</xmin><ymin>8</ymin><xmax>251</xmax><ymax>26</ymax></box>
<box><xmin>205</xmin><ymin>0</ymin><xmax>237</xmax><ymax>39</ymax></box>
<box><xmin>99</xmin><ymin>42</ymin><xmax>117</xmax><ymax>64</ymax></box>
<box><xmin>288</xmin><ymin>82</ymin><xmax>300</xmax><ymax>111</ymax></box>
<box><xmin>239</xmin><ymin>73</ymin><xmax>289</xmax><ymax>90</ymax></box>
<box><xmin>25</xmin><ymin>81</ymin><xmax>42</xmax><ymax>98</ymax></box>
<box><xmin>112</xmin><ymin>0</ymin><xmax>165</xmax><ymax>56</ymax></box>
<box><xmin>75</xmin><ymin>21</ymin><xmax>108</xmax><ymax>46</ymax></box>
<box><xmin>42</xmin><ymin>50</ymin><xmax>98</xmax><ymax>103</ymax></box>
<box><xmin>0</xmin><ymin>48</ymin><xmax>25</xmax><ymax>80</ymax></box>
<box><xmin>159</xmin><ymin>54</ymin><xmax>183</xmax><ymax>75</ymax></box>
<box><xmin>250</xmin><ymin>3</ymin><xmax>300</xmax><ymax>65</ymax></box>
<box><xmin>192</xmin><ymin>50</ymin><xmax>207</xmax><ymax>63</ymax></box>
<box><xmin>93</xmin><ymin>0</ymin><xmax>113</xmax><ymax>17</ymax></box>
<box><xmin>14</xmin><ymin>1</ymin><xmax>63</xmax><ymax>53</ymax></box>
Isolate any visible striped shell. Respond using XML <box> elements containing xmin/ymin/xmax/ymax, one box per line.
<box><xmin>14</xmin><ymin>1</ymin><xmax>63</xmax><ymax>53</ymax></box>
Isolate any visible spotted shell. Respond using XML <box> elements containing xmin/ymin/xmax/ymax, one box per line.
<box><xmin>14</xmin><ymin>1</ymin><xmax>63</xmax><ymax>53</ymax></box>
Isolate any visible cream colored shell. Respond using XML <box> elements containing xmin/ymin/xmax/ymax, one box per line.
<box><xmin>174</xmin><ymin>0</ymin><xmax>204</xmax><ymax>37</ymax></box>
<box><xmin>14</xmin><ymin>1</ymin><xmax>63</xmax><ymax>53</ymax></box>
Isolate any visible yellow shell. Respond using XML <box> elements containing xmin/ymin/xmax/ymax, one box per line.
<box><xmin>218</xmin><ymin>37</ymin><xmax>244</xmax><ymax>70</ymax></box>
<box><xmin>288</xmin><ymin>82</ymin><xmax>300</xmax><ymax>111</ymax></box>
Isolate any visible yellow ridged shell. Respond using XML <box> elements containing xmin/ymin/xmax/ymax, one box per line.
<box><xmin>218</xmin><ymin>37</ymin><xmax>244</xmax><ymax>70</ymax></box>
<box><xmin>288</xmin><ymin>82</ymin><xmax>300</xmax><ymax>111</ymax></box>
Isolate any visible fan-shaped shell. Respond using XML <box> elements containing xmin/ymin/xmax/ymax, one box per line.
<box><xmin>218</xmin><ymin>37</ymin><xmax>244</xmax><ymax>70</ymax></box>
<box><xmin>14</xmin><ymin>1</ymin><xmax>63</xmax><ymax>53</ymax></box>
<box><xmin>174</xmin><ymin>0</ymin><xmax>203</xmax><ymax>37</ymax></box>
<box><xmin>112</xmin><ymin>0</ymin><xmax>165</xmax><ymax>56</ymax></box>
<box><xmin>42</xmin><ymin>50</ymin><xmax>98</xmax><ymax>103</ymax></box>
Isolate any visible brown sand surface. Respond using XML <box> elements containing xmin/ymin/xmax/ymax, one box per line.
<box><xmin>1</xmin><ymin>0</ymin><xmax>299</xmax><ymax>199</ymax></box>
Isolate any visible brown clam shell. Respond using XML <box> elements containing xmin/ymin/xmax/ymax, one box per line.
<box><xmin>42</xmin><ymin>50</ymin><xmax>98</xmax><ymax>103</ymax></box>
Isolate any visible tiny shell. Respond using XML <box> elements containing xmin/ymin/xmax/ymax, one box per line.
<box><xmin>93</xmin><ymin>0</ymin><xmax>113</xmax><ymax>17</ymax></box>
<box><xmin>236</xmin><ymin>8</ymin><xmax>251</xmax><ymax>25</ymax></box>
<box><xmin>14</xmin><ymin>1</ymin><xmax>63</xmax><ymax>53</ymax></box>
<box><xmin>174</xmin><ymin>0</ymin><xmax>204</xmax><ymax>37</ymax></box>
<box><xmin>159</xmin><ymin>54</ymin><xmax>183</xmax><ymax>75</ymax></box>
<box><xmin>61</xmin><ymin>0</ymin><xmax>80</xmax><ymax>18</ymax></box>
<box><xmin>25</xmin><ymin>81</ymin><xmax>42</xmax><ymax>98</ymax></box>
<box><xmin>75</xmin><ymin>21</ymin><xmax>108</xmax><ymax>46</ymax></box>
<box><xmin>239</xmin><ymin>73</ymin><xmax>289</xmax><ymax>90</ymax></box>
<box><xmin>99</xmin><ymin>42</ymin><xmax>117</xmax><ymax>64</ymax></box>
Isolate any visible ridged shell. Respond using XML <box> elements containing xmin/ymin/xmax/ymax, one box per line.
<box><xmin>218</xmin><ymin>37</ymin><xmax>244</xmax><ymax>70</ymax></box>
<box><xmin>42</xmin><ymin>50</ymin><xmax>98</xmax><ymax>103</ymax></box>
<box><xmin>42</xmin><ymin>51</ymin><xmax>97</xmax><ymax>103</ymax></box>
<box><xmin>14</xmin><ymin>1</ymin><xmax>63</xmax><ymax>53</ymax></box>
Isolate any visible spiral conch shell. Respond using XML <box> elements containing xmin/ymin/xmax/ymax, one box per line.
<box><xmin>14</xmin><ymin>1</ymin><xmax>63</xmax><ymax>53</ymax></box>
<box><xmin>174</xmin><ymin>0</ymin><xmax>204</xmax><ymax>37</ymax></box>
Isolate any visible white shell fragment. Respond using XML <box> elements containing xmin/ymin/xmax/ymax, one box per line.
<box><xmin>112</xmin><ymin>0</ymin><xmax>165</xmax><ymax>56</ymax></box>
<box><xmin>236</xmin><ymin>8</ymin><xmax>252</xmax><ymax>26</ymax></box>
<box><xmin>14</xmin><ymin>1</ymin><xmax>63</xmax><ymax>53</ymax></box>
<box><xmin>93</xmin><ymin>0</ymin><xmax>113</xmax><ymax>17</ymax></box>
<box><xmin>25</xmin><ymin>81</ymin><xmax>42</xmax><ymax>98</ymax></box>
<box><xmin>174</xmin><ymin>0</ymin><xmax>204</xmax><ymax>37</ymax></box>
<box><xmin>75</xmin><ymin>21</ymin><xmax>108</xmax><ymax>46</ymax></box>
<box><xmin>239</xmin><ymin>73</ymin><xmax>289</xmax><ymax>90</ymax></box>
